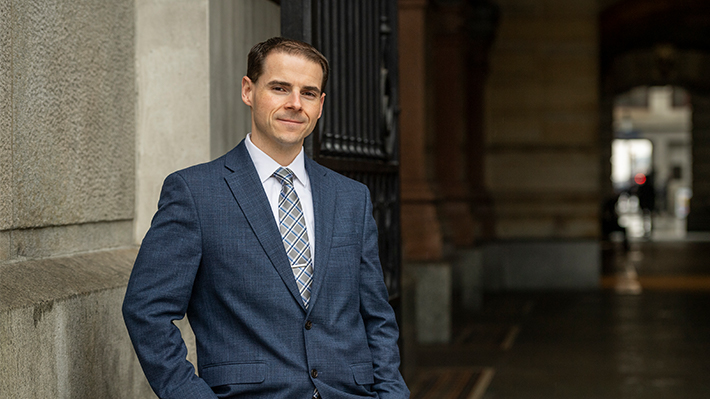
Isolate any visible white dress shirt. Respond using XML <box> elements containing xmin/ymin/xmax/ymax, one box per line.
<box><xmin>244</xmin><ymin>133</ymin><xmax>315</xmax><ymax>260</ymax></box>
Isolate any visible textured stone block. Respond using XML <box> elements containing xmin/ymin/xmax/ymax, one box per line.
<box><xmin>485</xmin><ymin>151</ymin><xmax>600</xmax><ymax>192</ymax></box>
<box><xmin>486</xmin><ymin>81</ymin><xmax>545</xmax><ymax>113</ymax></box>
<box><xmin>11</xmin><ymin>0</ymin><xmax>134</xmax><ymax>229</ymax></box>
<box><xmin>10</xmin><ymin>221</ymin><xmax>132</xmax><ymax>261</ymax></box>
<box><xmin>401</xmin><ymin>203</ymin><xmax>443</xmax><ymax>261</ymax></box>
<box><xmin>495</xmin><ymin>217</ymin><xmax>556</xmax><ymax>238</ymax></box>
<box><xmin>542</xmin><ymin>55</ymin><xmax>598</xmax><ymax>85</ymax></box>
<box><xmin>483</xmin><ymin>240</ymin><xmax>600</xmax><ymax>290</ymax></box>
<box><xmin>542</xmin><ymin>0</ymin><xmax>597</xmax><ymax>16</ymax></box>
<box><xmin>0</xmin><ymin>231</ymin><xmax>9</xmax><ymax>262</ymax></box>
<box><xmin>0</xmin><ymin>290</ymin><xmax>155</xmax><ymax>399</ymax></box>
<box><xmin>497</xmin><ymin>0</ymin><xmax>597</xmax><ymax>18</ymax></box>
<box><xmin>498</xmin><ymin>19</ymin><xmax>596</xmax><ymax>42</ymax></box>
<box><xmin>0</xmin><ymin>0</ymin><xmax>11</xmax><ymax>231</ymax></box>
<box><xmin>486</xmin><ymin>112</ymin><xmax>542</xmax><ymax>143</ymax></box>
<box><xmin>453</xmin><ymin>249</ymin><xmax>484</xmax><ymax>311</ymax></box>
<box><xmin>0</xmin><ymin>249</ymin><xmax>156</xmax><ymax>398</ymax></box>
<box><xmin>495</xmin><ymin>215</ymin><xmax>599</xmax><ymax>239</ymax></box>
<box><xmin>544</xmin><ymin>84</ymin><xmax>598</xmax><ymax>112</ymax></box>
<box><xmin>0</xmin><ymin>248</ymin><xmax>137</xmax><ymax>311</ymax></box>
<box><xmin>489</xmin><ymin>51</ymin><xmax>541</xmax><ymax>78</ymax></box>
<box><xmin>542</xmin><ymin>113</ymin><xmax>597</xmax><ymax>144</ymax></box>
<box><xmin>411</xmin><ymin>263</ymin><xmax>451</xmax><ymax>344</ymax></box>
<box><xmin>494</xmin><ymin>195</ymin><xmax>598</xmax><ymax>217</ymax></box>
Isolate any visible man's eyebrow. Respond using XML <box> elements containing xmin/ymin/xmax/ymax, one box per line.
<box><xmin>302</xmin><ymin>85</ymin><xmax>322</xmax><ymax>95</ymax></box>
<box><xmin>267</xmin><ymin>80</ymin><xmax>321</xmax><ymax>95</ymax></box>
<box><xmin>267</xmin><ymin>80</ymin><xmax>292</xmax><ymax>88</ymax></box>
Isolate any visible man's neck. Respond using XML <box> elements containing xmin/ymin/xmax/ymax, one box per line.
<box><xmin>247</xmin><ymin>134</ymin><xmax>303</xmax><ymax>167</ymax></box>
<box><xmin>249</xmin><ymin>138</ymin><xmax>302</xmax><ymax>166</ymax></box>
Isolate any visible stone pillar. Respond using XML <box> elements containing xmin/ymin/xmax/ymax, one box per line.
<box><xmin>688</xmin><ymin>94</ymin><xmax>710</xmax><ymax>231</ymax></box>
<box><xmin>430</xmin><ymin>0</ymin><xmax>498</xmax><ymax>311</ymax></box>
<box><xmin>431</xmin><ymin>1</ymin><xmax>476</xmax><ymax>248</ymax></box>
<box><xmin>457</xmin><ymin>0</ymin><xmax>500</xmax><ymax>309</ymax></box>
<box><xmin>399</xmin><ymin>0</ymin><xmax>450</xmax><ymax>344</ymax></box>
<box><xmin>399</xmin><ymin>0</ymin><xmax>444</xmax><ymax>261</ymax></box>
<box><xmin>464</xmin><ymin>0</ymin><xmax>499</xmax><ymax>242</ymax></box>
<box><xmin>134</xmin><ymin>0</ymin><xmax>212</xmax><ymax>243</ymax></box>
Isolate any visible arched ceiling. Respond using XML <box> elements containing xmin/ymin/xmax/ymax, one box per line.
<box><xmin>600</xmin><ymin>0</ymin><xmax>710</xmax><ymax>94</ymax></box>
<box><xmin>601</xmin><ymin>0</ymin><xmax>710</xmax><ymax>56</ymax></box>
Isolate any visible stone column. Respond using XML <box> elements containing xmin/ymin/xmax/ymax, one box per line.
<box><xmin>135</xmin><ymin>0</ymin><xmax>212</xmax><ymax>243</ymax></box>
<box><xmin>399</xmin><ymin>0</ymin><xmax>450</xmax><ymax>345</ymax></box>
<box><xmin>431</xmin><ymin>0</ymin><xmax>476</xmax><ymax>249</ymax></box>
<box><xmin>399</xmin><ymin>0</ymin><xmax>444</xmax><ymax>261</ymax></box>
<box><xmin>464</xmin><ymin>0</ymin><xmax>499</xmax><ymax>242</ymax></box>
<box><xmin>688</xmin><ymin>94</ymin><xmax>710</xmax><ymax>231</ymax></box>
<box><xmin>429</xmin><ymin>0</ymin><xmax>499</xmax><ymax>311</ymax></box>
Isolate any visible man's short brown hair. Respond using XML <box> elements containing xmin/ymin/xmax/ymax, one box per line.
<box><xmin>247</xmin><ymin>37</ymin><xmax>330</xmax><ymax>91</ymax></box>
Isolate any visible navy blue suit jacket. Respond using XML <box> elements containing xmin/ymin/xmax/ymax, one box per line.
<box><xmin>122</xmin><ymin>141</ymin><xmax>409</xmax><ymax>398</ymax></box>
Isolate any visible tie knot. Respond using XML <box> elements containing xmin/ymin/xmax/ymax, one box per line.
<box><xmin>274</xmin><ymin>167</ymin><xmax>295</xmax><ymax>186</ymax></box>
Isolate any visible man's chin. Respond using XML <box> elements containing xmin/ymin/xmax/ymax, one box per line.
<box><xmin>275</xmin><ymin>135</ymin><xmax>308</xmax><ymax>149</ymax></box>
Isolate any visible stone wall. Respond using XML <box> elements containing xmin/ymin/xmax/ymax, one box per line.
<box><xmin>1</xmin><ymin>0</ymin><xmax>280</xmax><ymax>397</ymax></box>
<box><xmin>0</xmin><ymin>0</ymin><xmax>149</xmax><ymax>396</ymax></box>
<box><xmin>0</xmin><ymin>250</ymin><xmax>153</xmax><ymax>399</ymax></box>
<box><xmin>485</xmin><ymin>0</ymin><xmax>600</xmax><ymax>239</ymax></box>
<box><xmin>1</xmin><ymin>0</ymin><xmax>135</xmax><ymax>262</ymax></box>
<box><xmin>482</xmin><ymin>0</ymin><xmax>601</xmax><ymax>288</ymax></box>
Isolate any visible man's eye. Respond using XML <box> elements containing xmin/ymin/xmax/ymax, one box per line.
<box><xmin>303</xmin><ymin>92</ymin><xmax>317</xmax><ymax>98</ymax></box>
<box><xmin>273</xmin><ymin>87</ymin><xmax>286</xmax><ymax>92</ymax></box>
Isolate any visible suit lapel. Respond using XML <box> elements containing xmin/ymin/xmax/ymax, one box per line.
<box><xmin>223</xmin><ymin>142</ymin><xmax>305</xmax><ymax>309</ymax></box>
<box><xmin>305</xmin><ymin>158</ymin><xmax>335</xmax><ymax>313</ymax></box>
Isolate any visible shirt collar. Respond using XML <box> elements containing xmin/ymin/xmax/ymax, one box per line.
<box><xmin>245</xmin><ymin>133</ymin><xmax>309</xmax><ymax>188</ymax></box>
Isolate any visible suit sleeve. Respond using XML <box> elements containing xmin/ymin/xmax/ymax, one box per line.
<box><xmin>358</xmin><ymin>188</ymin><xmax>411</xmax><ymax>398</ymax></box>
<box><xmin>122</xmin><ymin>172</ymin><xmax>217</xmax><ymax>399</ymax></box>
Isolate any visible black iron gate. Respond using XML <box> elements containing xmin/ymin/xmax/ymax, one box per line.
<box><xmin>280</xmin><ymin>0</ymin><xmax>401</xmax><ymax>308</ymax></box>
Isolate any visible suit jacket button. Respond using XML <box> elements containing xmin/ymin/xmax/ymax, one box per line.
<box><xmin>311</xmin><ymin>369</ymin><xmax>318</xmax><ymax>378</ymax></box>
<box><xmin>305</xmin><ymin>320</ymin><xmax>313</xmax><ymax>330</ymax></box>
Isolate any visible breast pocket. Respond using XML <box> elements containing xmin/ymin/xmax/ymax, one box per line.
<box><xmin>331</xmin><ymin>234</ymin><xmax>360</xmax><ymax>248</ymax></box>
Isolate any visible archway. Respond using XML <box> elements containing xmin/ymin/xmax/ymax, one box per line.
<box><xmin>611</xmin><ymin>86</ymin><xmax>692</xmax><ymax>240</ymax></box>
<box><xmin>600</xmin><ymin>0</ymin><xmax>710</xmax><ymax>231</ymax></box>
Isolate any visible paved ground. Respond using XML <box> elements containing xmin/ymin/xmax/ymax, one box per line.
<box><xmin>410</xmin><ymin>237</ymin><xmax>710</xmax><ymax>399</ymax></box>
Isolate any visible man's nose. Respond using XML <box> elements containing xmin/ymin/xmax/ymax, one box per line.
<box><xmin>285</xmin><ymin>91</ymin><xmax>302</xmax><ymax>110</ymax></box>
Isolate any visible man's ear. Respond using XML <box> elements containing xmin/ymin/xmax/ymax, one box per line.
<box><xmin>241</xmin><ymin>76</ymin><xmax>253</xmax><ymax>106</ymax></box>
<box><xmin>317</xmin><ymin>92</ymin><xmax>325</xmax><ymax>119</ymax></box>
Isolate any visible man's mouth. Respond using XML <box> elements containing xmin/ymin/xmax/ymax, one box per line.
<box><xmin>277</xmin><ymin>117</ymin><xmax>305</xmax><ymax>125</ymax></box>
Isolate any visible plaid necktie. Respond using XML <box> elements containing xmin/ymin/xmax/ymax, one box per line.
<box><xmin>274</xmin><ymin>167</ymin><xmax>314</xmax><ymax>308</ymax></box>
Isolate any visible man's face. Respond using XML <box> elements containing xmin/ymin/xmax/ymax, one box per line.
<box><xmin>242</xmin><ymin>52</ymin><xmax>325</xmax><ymax>160</ymax></box>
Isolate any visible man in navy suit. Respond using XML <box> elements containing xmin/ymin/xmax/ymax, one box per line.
<box><xmin>122</xmin><ymin>37</ymin><xmax>409</xmax><ymax>399</ymax></box>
